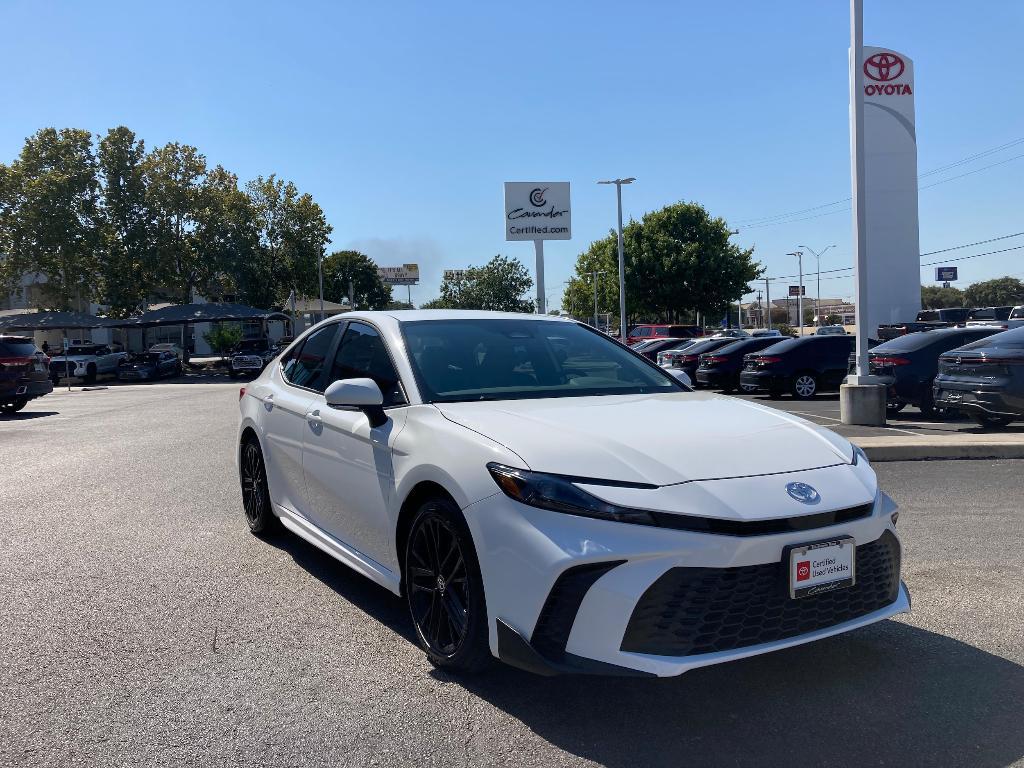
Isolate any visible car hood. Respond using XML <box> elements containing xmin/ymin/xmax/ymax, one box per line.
<box><xmin>434</xmin><ymin>392</ymin><xmax>852</xmax><ymax>486</ymax></box>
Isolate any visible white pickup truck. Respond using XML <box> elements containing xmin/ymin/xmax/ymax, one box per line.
<box><xmin>49</xmin><ymin>344</ymin><xmax>128</xmax><ymax>384</ymax></box>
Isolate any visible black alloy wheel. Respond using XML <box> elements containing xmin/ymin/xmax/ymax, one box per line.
<box><xmin>405</xmin><ymin>500</ymin><xmax>490</xmax><ymax>673</ymax></box>
<box><xmin>1</xmin><ymin>399</ymin><xmax>27</xmax><ymax>414</ymax></box>
<box><xmin>240</xmin><ymin>439</ymin><xmax>277</xmax><ymax>534</ymax></box>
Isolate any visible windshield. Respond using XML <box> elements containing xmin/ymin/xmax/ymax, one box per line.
<box><xmin>401</xmin><ymin>319</ymin><xmax>683</xmax><ymax>403</ymax></box>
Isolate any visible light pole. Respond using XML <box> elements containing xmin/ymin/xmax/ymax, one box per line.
<box><xmin>799</xmin><ymin>244</ymin><xmax>836</xmax><ymax>326</ymax></box>
<box><xmin>598</xmin><ymin>178</ymin><xmax>635</xmax><ymax>342</ymax></box>
<box><xmin>588</xmin><ymin>270</ymin><xmax>608</xmax><ymax>328</ymax></box>
<box><xmin>787</xmin><ymin>251</ymin><xmax>804</xmax><ymax>335</ymax></box>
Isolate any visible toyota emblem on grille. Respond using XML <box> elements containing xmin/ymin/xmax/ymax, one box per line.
<box><xmin>786</xmin><ymin>482</ymin><xmax>821</xmax><ymax>505</ymax></box>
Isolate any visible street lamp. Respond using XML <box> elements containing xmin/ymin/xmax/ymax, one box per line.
<box><xmin>787</xmin><ymin>251</ymin><xmax>804</xmax><ymax>336</ymax></box>
<box><xmin>799</xmin><ymin>244</ymin><xmax>836</xmax><ymax>327</ymax></box>
<box><xmin>598</xmin><ymin>178</ymin><xmax>635</xmax><ymax>342</ymax></box>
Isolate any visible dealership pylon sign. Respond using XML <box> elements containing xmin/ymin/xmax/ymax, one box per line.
<box><xmin>504</xmin><ymin>182</ymin><xmax>571</xmax><ymax>314</ymax></box>
<box><xmin>858</xmin><ymin>46</ymin><xmax>921</xmax><ymax>343</ymax></box>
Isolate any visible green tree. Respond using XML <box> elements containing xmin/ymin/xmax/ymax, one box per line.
<box><xmin>143</xmin><ymin>142</ymin><xmax>212</xmax><ymax>304</ymax></box>
<box><xmin>963</xmin><ymin>277</ymin><xmax>1024</xmax><ymax>308</ymax></box>
<box><xmin>321</xmin><ymin>250</ymin><xmax>392</xmax><ymax>309</ymax></box>
<box><xmin>246</xmin><ymin>175</ymin><xmax>332</xmax><ymax>307</ymax></box>
<box><xmin>920</xmin><ymin>284</ymin><xmax>965</xmax><ymax>309</ymax></box>
<box><xmin>97</xmin><ymin>126</ymin><xmax>154</xmax><ymax>316</ymax></box>
<box><xmin>0</xmin><ymin>128</ymin><xmax>101</xmax><ymax>309</ymax></box>
<box><xmin>562</xmin><ymin>202</ymin><xmax>760</xmax><ymax>324</ymax></box>
<box><xmin>422</xmin><ymin>255</ymin><xmax>534</xmax><ymax>312</ymax></box>
<box><xmin>202</xmin><ymin>323</ymin><xmax>243</xmax><ymax>359</ymax></box>
<box><xmin>195</xmin><ymin>166</ymin><xmax>261</xmax><ymax>305</ymax></box>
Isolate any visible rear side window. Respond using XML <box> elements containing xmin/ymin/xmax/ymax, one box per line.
<box><xmin>328</xmin><ymin>322</ymin><xmax>406</xmax><ymax>406</ymax></box>
<box><xmin>0</xmin><ymin>340</ymin><xmax>37</xmax><ymax>357</ymax></box>
<box><xmin>282</xmin><ymin>325</ymin><xmax>337</xmax><ymax>391</ymax></box>
<box><xmin>953</xmin><ymin>327</ymin><xmax>1024</xmax><ymax>351</ymax></box>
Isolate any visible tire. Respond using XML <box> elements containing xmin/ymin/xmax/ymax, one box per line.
<box><xmin>404</xmin><ymin>497</ymin><xmax>491</xmax><ymax>674</ymax></box>
<box><xmin>84</xmin><ymin>364</ymin><xmax>97</xmax><ymax>384</ymax></box>
<box><xmin>1</xmin><ymin>399</ymin><xmax>28</xmax><ymax>414</ymax></box>
<box><xmin>792</xmin><ymin>372</ymin><xmax>818</xmax><ymax>400</ymax></box>
<box><xmin>972</xmin><ymin>413</ymin><xmax>1013</xmax><ymax>430</ymax></box>
<box><xmin>886</xmin><ymin>402</ymin><xmax>906</xmax><ymax>415</ymax></box>
<box><xmin>240</xmin><ymin>438</ymin><xmax>278</xmax><ymax>535</ymax></box>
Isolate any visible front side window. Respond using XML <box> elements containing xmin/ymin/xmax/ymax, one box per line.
<box><xmin>281</xmin><ymin>325</ymin><xmax>337</xmax><ymax>391</ymax></box>
<box><xmin>328</xmin><ymin>322</ymin><xmax>406</xmax><ymax>406</ymax></box>
<box><xmin>402</xmin><ymin>319</ymin><xmax>682</xmax><ymax>403</ymax></box>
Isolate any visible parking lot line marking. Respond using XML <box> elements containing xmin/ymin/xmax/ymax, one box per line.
<box><xmin>789</xmin><ymin>411</ymin><xmax>843</xmax><ymax>423</ymax></box>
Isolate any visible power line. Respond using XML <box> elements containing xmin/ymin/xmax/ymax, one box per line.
<box><xmin>733</xmin><ymin>136</ymin><xmax>1024</xmax><ymax>229</ymax></box>
<box><xmin>760</xmin><ymin>230</ymin><xmax>1024</xmax><ymax>282</ymax></box>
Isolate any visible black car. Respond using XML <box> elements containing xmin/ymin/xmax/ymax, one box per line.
<box><xmin>694</xmin><ymin>337</ymin><xmax>790</xmax><ymax>392</ymax></box>
<box><xmin>634</xmin><ymin>337</ymin><xmax>694</xmax><ymax>362</ymax></box>
<box><xmin>740</xmin><ymin>335</ymin><xmax>857</xmax><ymax>399</ymax></box>
<box><xmin>668</xmin><ymin>337</ymin><xmax>742</xmax><ymax>384</ymax></box>
<box><xmin>857</xmin><ymin>326</ymin><xmax>1002</xmax><ymax>415</ymax></box>
<box><xmin>966</xmin><ymin>306</ymin><xmax>1014</xmax><ymax>323</ymax></box>
<box><xmin>116</xmin><ymin>351</ymin><xmax>183</xmax><ymax>382</ymax></box>
<box><xmin>933</xmin><ymin>326</ymin><xmax>1024</xmax><ymax>429</ymax></box>
<box><xmin>0</xmin><ymin>335</ymin><xmax>53</xmax><ymax>414</ymax></box>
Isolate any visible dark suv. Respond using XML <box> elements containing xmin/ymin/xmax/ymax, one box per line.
<box><xmin>740</xmin><ymin>335</ymin><xmax>857</xmax><ymax>399</ymax></box>
<box><xmin>1</xmin><ymin>335</ymin><xmax>53</xmax><ymax>414</ymax></box>
<box><xmin>863</xmin><ymin>326</ymin><xmax>1003</xmax><ymax>415</ymax></box>
<box><xmin>695</xmin><ymin>337</ymin><xmax>790</xmax><ymax>392</ymax></box>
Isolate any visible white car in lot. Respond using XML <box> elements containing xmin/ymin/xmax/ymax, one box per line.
<box><xmin>237</xmin><ymin>311</ymin><xmax>909</xmax><ymax>677</ymax></box>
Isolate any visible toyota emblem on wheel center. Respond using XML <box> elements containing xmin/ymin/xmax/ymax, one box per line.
<box><xmin>786</xmin><ymin>482</ymin><xmax>821</xmax><ymax>505</ymax></box>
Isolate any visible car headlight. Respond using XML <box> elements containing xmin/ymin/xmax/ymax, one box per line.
<box><xmin>851</xmin><ymin>444</ymin><xmax>870</xmax><ymax>466</ymax></box>
<box><xmin>486</xmin><ymin>463</ymin><xmax>655</xmax><ymax>525</ymax></box>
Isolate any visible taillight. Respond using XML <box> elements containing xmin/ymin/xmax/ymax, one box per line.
<box><xmin>682</xmin><ymin>354</ymin><xmax>698</xmax><ymax>362</ymax></box>
<box><xmin>239</xmin><ymin>386</ymin><xmax>247</xmax><ymax>401</ymax></box>
<box><xmin>872</xmin><ymin>356</ymin><xmax>911</xmax><ymax>366</ymax></box>
<box><xmin>704</xmin><ymin>355</ymin><xmax>727</xmax><ymax>364</ymax></box>
<box><xmin>758</xmin><ymin>356</ymin><xmax>782</xmax><ymax>365</ymax></box>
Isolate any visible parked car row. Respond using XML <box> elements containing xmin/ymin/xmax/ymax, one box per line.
<box><xmin>877</xmin><ymin>305</ymin><xmax>1020</xmax><ymax>340</ymax></box>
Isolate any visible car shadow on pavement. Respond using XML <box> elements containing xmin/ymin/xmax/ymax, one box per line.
<box><xmin>0</xmin><ymin>410</ymin><xmax>58</xmax><ymax>421</ymax></box>
<box><xmin>263</xmin><ymin>529</ymin><xmax>418</xmax><ymax>645</ymax></box>
<box><xmin>447</xmin><ymin>621</ymin><xmax>1023</xmax><ymax>768</ymax></box>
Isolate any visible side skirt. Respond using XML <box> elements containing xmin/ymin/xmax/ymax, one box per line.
<box><xmin>274</xmin><ymin>503</ymin><xmax>402</xmax><ymax>596</ymax></box>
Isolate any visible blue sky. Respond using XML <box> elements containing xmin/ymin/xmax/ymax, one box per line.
<box><xmin>2</xmin><ymin>1</ymin><xmax>1023</xmax><ymax>309</ymax></box>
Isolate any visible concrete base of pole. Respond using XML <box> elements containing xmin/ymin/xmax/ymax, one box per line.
<box><xmin>840</xmin><ymin>383</ymin><xmax>887</xmax><ymax>426</ymax></box>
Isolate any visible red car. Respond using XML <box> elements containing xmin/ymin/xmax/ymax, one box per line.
<box><xmin>1</xmin><ymin>335</ymin><xmax>52</xmax><ymax>414</ymax></box>
<box><xmin>626</xmin><ymin>324</ymin><xmax>700</xmax><ymax>346</ymax></box>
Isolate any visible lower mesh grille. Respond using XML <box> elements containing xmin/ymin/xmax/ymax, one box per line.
<box><xmin>621</xmin><ymin>531</ymin><xmax>900</xmax><ymax>657</ymax></box>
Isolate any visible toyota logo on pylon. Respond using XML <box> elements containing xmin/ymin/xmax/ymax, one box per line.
<box><xmin>864</xmin><ymin>52</ymin><xmax>905</xmax><ymax>82</ymax></box>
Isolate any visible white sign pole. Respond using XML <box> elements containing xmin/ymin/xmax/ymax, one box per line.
<box><xmin>850</xmin><ymin>0</ymin><xmax>870</xmax><ymax>381</ymax></box>
<box><xmin>534</xmin><ymin>240</ymin><xmax>545</xmax><ymax>314</ymax></box>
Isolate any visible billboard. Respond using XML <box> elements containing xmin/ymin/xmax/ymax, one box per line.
<box><xmin>377</xmin><ymin>264</ymin><xmax>419</xmax><ymax>285</ymax></box>
<box><xmin>503</xmin><ymin>182</ymin><xmax>571</xmax><ymax>241</ymax></box>
<box><xmin>934</xmin><ymin>266</ymin><xmax>958</xmax><ymax>282</ymax></box>
<box><xmin>788</xmin><ymin>285</ymin><xmax>806</xmax><ymax>297</ymax></box>
<box><xmin>856</xmin><ymin>46</ymin><xmax>921</xmax><ymax>335</ymax></box>
<box><xmin>443</xmin><ymin>269</ymin><xmax>467</xmax><ymax>282</ymax></box>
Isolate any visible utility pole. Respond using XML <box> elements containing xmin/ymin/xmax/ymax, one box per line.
<box><xmin>788</xmin><ymin>251</ymin><xmax>804</xmax><ymax>335</ymax></box>
<box><xmin>764</xmin><ymin>279</ymin><xmax>771</xmax><ymax>330</ymax></box>
<box><xmin>799</xmin><ymin>244</ymin><xmax>836</xmax><ymax>326</ymax></box>
<box><xmin>589</xmin><ymin>270</ymin><xmax>608</xmax><ymax>328</ymax></box>
<box><xmin>597</xmin><ymin>178</ymin><xmax>635</xmax><ymax>342</ymax></box>
<box><xmin>756</xmin><ymin>290</ymin><xmax>763</xmax><ymax>328</ymax></box>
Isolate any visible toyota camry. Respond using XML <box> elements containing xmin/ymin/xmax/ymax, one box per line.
<box><xmin>236</xmin><ymin>311</ymin><xmax>909</xmax><ymax>677</ymax></box>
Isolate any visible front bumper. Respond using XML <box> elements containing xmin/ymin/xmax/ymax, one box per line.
<box><xmin>465</xmin><ymin>462</ymin><xmax>907</xmax><ymax>677</ymax></box>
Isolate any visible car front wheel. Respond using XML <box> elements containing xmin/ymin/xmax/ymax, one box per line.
<box><xmin>405</xmin><ymin>498</ymin><xmax>491</xmax><ymax>674</ymax></box>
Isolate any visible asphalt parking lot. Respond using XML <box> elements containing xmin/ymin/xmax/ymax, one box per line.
<box><xmin>2</xmin><ymin>383</ymin><xmax>1022</xmax><ymax>768</ymax></box>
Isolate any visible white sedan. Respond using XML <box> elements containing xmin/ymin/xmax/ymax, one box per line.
<box><xmin>237</xmin><ymin>310</ymin><xmax>909</xmax><ymax>677</ymax></box>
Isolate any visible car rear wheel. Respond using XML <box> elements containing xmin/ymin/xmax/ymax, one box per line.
<box><xmin>1</xmin><ymin>399</ymin><xmax>27</xmax><ymax>414</ymax></box>
<box><xmin>240</xmin><ymin>438</ymin><xmax>278</xmax><ymax>535</ymax></box>
<box><xmin>405</xmin><ymin>498</ymin><xmax>491</xmax><ymax>674</ymax></box>
<box><xmin>792</xmin><ymin>373</ymin><xmax>818</xmax><ymax>399</ymax></box>
<box><xmin>84</xmin><ymin>364</ymin><xmax>97</xmax><ymax>384</ymax></box>
<box><xmin>972</xmin><ymin>413</ymin><xmax>1013</xmax><ymax>430</ymax></box>
<box><xmin>886</xmin><ymin>402</ymin><xmax>906</xmax><ymax>415</ymax></box>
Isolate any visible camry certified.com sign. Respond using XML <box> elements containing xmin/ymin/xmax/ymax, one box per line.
<box><xmin>504</xmin><ymin>182</ymin><xmax>571</xmax><ymax>241</ymax></box>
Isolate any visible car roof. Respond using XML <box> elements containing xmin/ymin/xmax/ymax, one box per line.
<box><xmin>340</xmin><ymin>309</ymin><xmax>576</xmax><ymax>325</ymax></box>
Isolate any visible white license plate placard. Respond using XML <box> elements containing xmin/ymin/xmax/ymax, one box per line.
<box><xmin>788</xmin><ymin>537</ymin><xmax>855</xmax><ymax>599</ymax></box>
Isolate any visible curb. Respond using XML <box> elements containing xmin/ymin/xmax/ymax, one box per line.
<box><xmin>853</xmin><ymin>438</ymin><xmax>1024</xmax><ymax>462</ymax></box>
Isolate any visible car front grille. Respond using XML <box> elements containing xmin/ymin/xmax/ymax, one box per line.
<box><xmin>620</xmin><ymin>531</ymin><xmax>900</xmax><ymax>657</ymax></box>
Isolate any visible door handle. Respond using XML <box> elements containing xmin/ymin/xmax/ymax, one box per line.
<box><xmin>306</xmin><ymin>409</ymin><xmax>323</xmax><ymax>428</ymax></box>
<box><xmin>262</xmin><ymin>393</ymin><xmax>274</xmax><ymax>411</ymax></box>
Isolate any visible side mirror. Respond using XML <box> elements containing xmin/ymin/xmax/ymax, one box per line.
<box><xmin>324</xmin><ymin>378</ymin><xmax>388</xmax><ymax>427</ymax></box>
<box><xmin>667</xmin><ymin>368</ymin><xmax>692</xmax><ymax>388</ymax></box>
